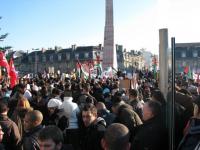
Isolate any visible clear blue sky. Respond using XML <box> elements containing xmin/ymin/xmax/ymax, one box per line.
<box><xmin>1</xmin><ymin>0</ymin><xmax>156</xmax><ymax>52</ymax></box>
<box><xmin>4</xmin><ymin>0</ymin><xmax>199</xmax><ymax>54</ymax></box>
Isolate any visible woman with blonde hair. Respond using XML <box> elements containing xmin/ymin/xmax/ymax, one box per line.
<box><xmin>11</xmin><ymin>94</ymin><xmax>33</xmax><ymax>137</ymax></box>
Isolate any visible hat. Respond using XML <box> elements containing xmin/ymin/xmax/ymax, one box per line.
<box><xmin>47</xmin><ymin>98</ymin><xmax>62</xmax><ymax>109</ymax></box>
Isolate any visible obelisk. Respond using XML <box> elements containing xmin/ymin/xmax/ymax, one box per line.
<box><xmin>102</xmin><ymin>0</ymin><xmax>118</xmax><ymax>70</ymax></box>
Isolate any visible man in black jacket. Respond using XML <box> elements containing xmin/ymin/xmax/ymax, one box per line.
<box><xmin>131</xmin><ymin>100</ymin><xmax>168</xmax><ymax>150</ymax></box>
<box><xmin>22</xmin><ymin>110</ymin><xmax>44</xmax><ymax>150</ymax></box>
<box><xmin>80</xmin><ymin>103</ymin><xmax>106</xmax><ymax>150</ymax></box>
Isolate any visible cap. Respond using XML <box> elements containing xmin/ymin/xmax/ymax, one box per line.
<box><xmin>47</xmin><ymin>98</ymin><xmax>62</xmax><ymax>109</ymax></box>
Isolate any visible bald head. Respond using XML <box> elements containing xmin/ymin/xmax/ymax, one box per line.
<box><xmin>96</xmin><ymin>102</ymin><xmax>106</xmax><ymax>110</ymax></box>
<box><xmin>26</xmin><ymin>110</ymin><xmax>43</xmax><ymax>126</ymax></box>
<box><xmin>102</xmin><ymin>123</ymin><xmax>130</xmax><ymax>150</ymax></box>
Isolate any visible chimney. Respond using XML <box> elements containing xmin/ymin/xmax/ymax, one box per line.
<box><xmin>72</xmin><ymin>44</ymin><xmax>76</xmax><ymax>50</ymax></box>
<box><xmin>99</xmin><ymin>44</ymin><xmax>102</xmax><ymax>50</ymax></box>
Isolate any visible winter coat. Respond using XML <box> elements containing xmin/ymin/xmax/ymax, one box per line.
<box><xmin>60</xmin><ymin>97</ymin><xmax>80</xmax><ymax>129</ymax></box>
<box><xmin>11</xmin><ymin>108</ymin><xmax>32</xmax><ymax>137</ymax></box>
<box><xmin>0</xmin><ymin>114</ymin><xmax>21</xmax><ymax>150</ymax></box>
<box><xmin>131</xmin><ymin>116</ymin><xmax>168</xmax><ymax>150</ymax></box>
<box><xmin>114</xmin><ymin>107</ymin><xmax>142</xmax><ymax>141</ymax></box>
<box><xmin>22</xmin><ymin>125</ymin><xmax>44</xmax><ymax>150</ymax></box>
<box><xmin>177</xmin><ymin>118</ymin><xmax>200</xmax><ymax>150</ymax></box>
<box><xmin>80</xmin><ymin>117</ymin><xmax>106</xmax><ymax>150</ymax></box>
<box><xmin>129</xmin><ymin>98</ymin><xmax>143</xmax><ymax>120</ymax></box>
<box><xmin>43</xmin><ymin>108</ymin><xmax>69</xmax><ymax>131</ymax></box>
<box><xmin>97</xmin><ymin>109</ymin><xmax>116</xmax><ymax>126</ymax></box>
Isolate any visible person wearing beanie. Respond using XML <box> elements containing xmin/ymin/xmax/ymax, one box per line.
<box><xmin>44</xmin><ymin>98</ymin><xmax>68</xmax><ymax>132</ymax></box>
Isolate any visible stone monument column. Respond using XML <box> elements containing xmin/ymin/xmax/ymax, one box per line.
<box><xmin>103</xmin><ymin>0</ymin><xmax>117</xmax><ymax>70</ymax></box>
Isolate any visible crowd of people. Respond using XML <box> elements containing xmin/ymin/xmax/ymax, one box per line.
<box><xmin>0</xmin><ymin>71</ymin><xmax>199</xmax><ymax>150</ymax></box>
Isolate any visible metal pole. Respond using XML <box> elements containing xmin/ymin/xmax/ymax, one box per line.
<box><xmin>170</xmin><ymin>37</ymin><xmax>176</xmax><ymax>150</ymax></box>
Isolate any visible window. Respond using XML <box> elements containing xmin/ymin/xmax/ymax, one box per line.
<box><xmin>75</xmin><ymin>53</ymin><xmax>79</xmax><ymax>59</ymax></box>
<box><xmin>84</xmin><ymin>52</ymin><xmax>89</xmax><ymax>58</ymax></box>
<box><xmin>58</xmin><ymin>54</ymin><xmax>62</xmax><ymax>61</ymax></box>
<box><xmin>66</xmin><ymin>53</ymin><xmax>70</xmax><ymax>60</ymax></box>
<box><xmin>181</xmin><ymin>51</ymin><xmax>186</xmax><ymax>58</ymax></box>
<box><xmin>28</xmin><ymin>56</ymin><xmax>32</xmax><ymax>62</ymax></box>
<box><xmin>42</xmin><ymin>56</ymin><xmax>46</xmax><ymax>62</ymax></box>
<box><xmin>50</xmin><ymin>55</ymin><xmax>54</xmax><ymax>62</ymax></box>
<box><xmin>35</xmin><ymin>55</ymin><xmax>39</xmax><ymax>62</ymax></box>
<box><xmin>193</xmin><ymin>50</ymin><xmax>198</xmax><ymax>57</ymax></box>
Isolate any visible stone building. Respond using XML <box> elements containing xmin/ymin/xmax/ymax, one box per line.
<box><xmin>14</xmin><ymin>45</ymin><xmax>103</xmax><ymax>75</ymax></box>
<box><xmin>116</xmin><ymin>44</ymin><xmax>145</xmax><ymax>72</ymax></box>
<box><xmin>175</xmin><ymin>42</ymin><xmax>200</xmax><ymax>73</ymax></box>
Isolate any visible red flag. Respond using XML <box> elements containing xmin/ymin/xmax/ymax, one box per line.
<box><xmin>184</xmin><ymin>66</ymin><xmax>189</xmax><ymax>74</ymax></box>
<box><xmin>0</xmin><ymin>51</ymin><xmax>10</xmax><ymax>74</ymax></box>
<box><xmin>9</xmin><ymin>58</ymin><xmax>17</xmax><ymax>88</ymax></box>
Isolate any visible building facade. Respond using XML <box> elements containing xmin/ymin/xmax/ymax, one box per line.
<box><xmin>14</xmin><ymin>45</ymin><xmax>103</xmax><ymax>75</ymax></box>
<box><xmin>116</xmin><ymin>44</ymin><xmax>145</xmax><ymax>72</ymax></box>
<box><xmin>175</xmin><ymin>42</ymin><xmax>200</xmax><ymax>73</ymax></box>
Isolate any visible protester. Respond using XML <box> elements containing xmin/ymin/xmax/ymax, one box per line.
<box><xmin>177</xmin><ymin>96</ymin><xmax>200</xmax><ymax>150</ymax></box>
<box><xmin>0</xmin><ymin>124</ymin><xmax>5</xmax><ymax>150</ymax></box>
<box><xmin>38</xmin><ymin>125</ymin><xmax>73</xmax><ymax>150</ymax></box>
<box><xmin>113</xmin><ymin>103</ymin><xmax>142</xmax><ymax>141</ymax></box>
<box><xmin>131</xmin><ymin>100</ymin><xmax>168</xmax><ymax>150</ymax></box>
<box><xmin>101</xmin><ymin>123</ymin><xmax>130</xmax><ymax>150</ymax></box>
<box><xmin>11</xmin><ymin>95</ymin><xmax>33</xmax><ymax>137</ymax></box>
<box><xmin>96</xmin><ymin>102</ymin><xmax>115</xmax><ymax>126</ymax></box>
<box><xmin>22</xmin><ymin>110</ymin><xmax>44</xmax><ymax>150</ymax></box>
<box><xmin>77</xmin><ymin>83</ymin><xmax>97</xmax><ymax>109</ymax></box>
<box><xmin>0</xmin><ymin>101</ymin><xmax>21</xmax><ymax>150</ymax></box>
<box><xmin>60</xmin><ymin>92</ymin><xmax>80</xmax><ymax>150</ymax></box>
<box><xmin>128</xmin><ymin>89</ymin><xmax>143</xmax><ymax>119</ymax></box>
<box><xmin>79</xmin><ymin>103</ymin><xmax>106</xmax><ymax>150</ymax></box>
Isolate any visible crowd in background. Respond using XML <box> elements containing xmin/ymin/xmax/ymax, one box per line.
<box><xmin>0</xmin><ymin>70</ymin><xmax>199</xmax><ymax>150</ymax></box>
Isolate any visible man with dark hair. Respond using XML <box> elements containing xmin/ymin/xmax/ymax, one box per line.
<box><xmin>80</xmin><ymin>103</ymin><xmax>106</xmax><ymax>150</ymax></box>
<box><xmin>77</xmin><ymin>83</ymin><xmax>97</xmax><ymax>109</ymax></box>
<box><xmin>101</xmin><ymin>123</ymin><xmax>130</xmax><ymax>150</ymax></box>
<box><xmin>22</xmin><ymin>110</ymin><xmax>44</xmax><ymax>150</ymax></box>
<box><xmin>38</xmin><ymin>125</ymin><xmax>73</xmax><ymax>150</ymax></box>
<box><xmin>0</xmin><ymin>102</ymin><xmax>21</xmax><ymax>150</ymax></box>
<box><xmin>128</xmin><ymin>89</ymin><xmax>143</xmax><ymax>119</ymax></box>
<box><xmin>131</xmin><ymin>100</ymin><xmax>168</xmax><ymax>150</ymax></box>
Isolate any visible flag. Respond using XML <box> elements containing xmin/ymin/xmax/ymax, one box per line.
<box><xmin>184</xmin><ymin>66</ymin><xmax>189</xmax><ymax>74</ymax></box>
<box><xmin>0</xmin><ymin>51</ymin><xmax>10</xmax><ymax>74</ymax></box>
<box><xmin>9</xmin><ymin>58</ymin><xmax>18</xmax><ymax>88</ymax></box>
<box><xmin>95</xmin><ymin>63</ymin><xmax>102</xmax><ymax>77</ymax></box>
<box><xmin>76</xmin><ymin>61</ymin><xmax>82</xmax><ymax>78</ymax></box>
